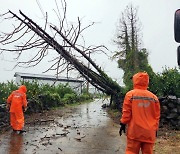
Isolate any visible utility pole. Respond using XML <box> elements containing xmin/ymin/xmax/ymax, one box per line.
<box><xmin>87</xmin><ymin>51</ymin><xmax>90</xmax><ymax>93</ymax></box>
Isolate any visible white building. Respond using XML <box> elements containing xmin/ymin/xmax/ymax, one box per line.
<box><xmin>14</xmin><ymin>72</ymin><xmax>84</xmax><ymax>93</ymax></box>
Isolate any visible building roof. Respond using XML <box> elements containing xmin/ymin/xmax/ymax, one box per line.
<box><xmin>14</xmin><ymin>72</ymin><xmax>84</xmax><ymax>83</ymax></box>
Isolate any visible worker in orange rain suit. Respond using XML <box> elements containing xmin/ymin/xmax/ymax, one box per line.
<box><xmin>119</xmin><ymin>72</ymin><xmax>160</xmax><ymax>154</ymax></box>
<box><xmin>7</xmin><ymin>85</ymin><xmax>28</xmax><ymax>133</ymax></box>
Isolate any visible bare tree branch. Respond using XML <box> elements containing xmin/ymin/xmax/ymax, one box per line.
<box><xmin>0</xmin><ymin>1</ymin><xmax>122</xmax><ymax>100</ymax></box>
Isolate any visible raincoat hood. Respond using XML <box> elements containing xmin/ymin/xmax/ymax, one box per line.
<box><xmin>132</xmin><ymin>72</ymin><xmax>149</xmax><ymax>90</ymax></box>
<box><xmin>18</xmin><ymin>85</ymin><xmax>27</xmax><ymax>93</ymax></box>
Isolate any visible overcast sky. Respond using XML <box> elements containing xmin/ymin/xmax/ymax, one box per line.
<box><xmin>0</xmin><ymin>0</ymin><xmax>179</xmax><ymax>85</ymax></box>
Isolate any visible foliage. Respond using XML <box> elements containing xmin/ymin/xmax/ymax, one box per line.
<box><xmin>62</xmin><ymin>93</ymin><xmax>77</xmax><ymax>104</ymax></box>
<box><xmin>54</xmin><ymin>83</ymin><xmax>75</xmax><ymax>98</ymax></box>
<box><xmin>39</xmin><ymin>91</ymin><xmax>63</xmax><ymax>109</ymax></box>
<box><xmin>150</xmin><ymin>67</ymin><xmax>180</xmax><ymax>97</ymax></box>
<box><xmin>78</xmin><ymin>93</ymin><xmax>93</xmax><ymax>102</ymax></box>
<box><xmin>113</xmin><ymin>5</ymin><xmax>155</xmax><ymax>90</ymax></box>
<box><xmin>120</xmin><ymin>67</ymin><xmax>180</xmax><ymax>98</ymax></box>
<box><xmin>0</xmin><ymin>80</ymin><xmax>93</xmax><ymax>113</ymax></box>
<box><xmin>113</xmin><ymin>4</ymin><xmax>180</xmax><ymax>100</ymax></box>
<box><xmin>99</xmin><ymin>69</ymin><xmax>123</xmax><ymax>94</ymax></box>
<box><xmin>0</xmin><ymin>81</ymin><xmax>17</xmax><ymax>104</ymax></box>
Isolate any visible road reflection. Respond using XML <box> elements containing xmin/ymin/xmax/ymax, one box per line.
<box><xmin>0</xmin><ymin>99</ymin><xmax>125</xmax><ymax>153</ymax></box>
<box><xmin>8</xmin><ymin>132</ymin><xmax>23</xmax><ymax>154</ymax></box>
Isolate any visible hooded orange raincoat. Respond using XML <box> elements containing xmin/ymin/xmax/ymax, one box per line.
<box><xmin>7</xmin><ymin>85</ymin><xmax>28</xmax><ymax>131</ymax></box>
<box><xmin>120</xmin><ymin>72</ymin><xmax>160</xmax><ymax>153</ymax></box>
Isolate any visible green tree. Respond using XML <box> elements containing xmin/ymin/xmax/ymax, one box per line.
<box><xmin>113</xmin><ymin>4</ymin><xmax>155</xmax><ymax>91</ymax></box>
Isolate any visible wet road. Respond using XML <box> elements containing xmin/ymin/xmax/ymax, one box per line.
<box><xmin>0</xmin><ymin>99</ymin><xmax>126</xmax><ymax>154</ymax></box>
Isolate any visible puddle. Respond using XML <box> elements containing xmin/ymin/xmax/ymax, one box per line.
<box><xmin>0</xmin><ymin>99</ymin><xmax>126</xmax><ymax>154</ymax></box>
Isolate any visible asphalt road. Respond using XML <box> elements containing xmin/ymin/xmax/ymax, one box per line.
<box><xmin>0</xmin><ymin>99</ymin><xmax>126</xmax><ymax>154</ymax></box>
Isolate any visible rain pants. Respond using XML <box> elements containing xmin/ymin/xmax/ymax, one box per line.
<box><xmin>7</xmin><ymin>85</ymin><xmax>28</xmax><ymax>131</ymax></box>
<box><xmin>120</xmin><ymin>72</ymin><xmax>160</xmax><ymax>154</ymax></box>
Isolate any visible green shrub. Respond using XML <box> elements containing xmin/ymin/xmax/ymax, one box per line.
<box><xmin>39</xmin><ymin>91</ymin><xmax>63</xmax><ymax>109</ymax></box>
<box><xmin>150</xmin><ymin>67</ymin><xmax>180</xmax><ymax>97</ymax></box>
<box><xmin>78</xmin><ymin>93</ymin><xmax>93</xmax><ymax>101</ymax></box>
<box><xmin>0</xmin><ymin>81</ymin><xmax>17</xmax><ymax>104</ymax></box>
<box><xmin>55</xmin><ymin>84</ymin><xmax>75</xmax><ymax>98</ymax></box>
<box><xmin>0</xmin><ymin>80</ymin><xmax>95</xmax><ymax>112</ymax></box>
<box><xmin>62</xmin><ymin>93</ymin><xmax>77</xmax><ymax>104</ymax></box>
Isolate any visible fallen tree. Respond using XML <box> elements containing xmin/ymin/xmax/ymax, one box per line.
<box><xmin>0</xmin><ymin>1</ymin><xmax>123</xmax><ymax>107</ymax></box>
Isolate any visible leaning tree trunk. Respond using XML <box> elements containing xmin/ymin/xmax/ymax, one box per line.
<box><xmin>0</xmin><ymin>10</ymin><xmax>123</xmax><ymax>108</ymax></box>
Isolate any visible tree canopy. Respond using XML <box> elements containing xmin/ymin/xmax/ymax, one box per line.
<box><xmin>113</xmin><ymin>4</ymin><xmax>155</xmax><ymax>90</ymax></box>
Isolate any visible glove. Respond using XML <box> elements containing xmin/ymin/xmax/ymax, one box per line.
<box><xmin>119</xmin><ymin>123</ymin><xmax>126</xmax><ymax>136</ymax></box>
<box><xmin>6</xmin><ymin>104</ymin><xmax>10</xmax><ymax>112</ymax></box>
<box><xmin>23</xmin><ymin>106</ymin><xmax>27</xmax><ymax>112</ymax></box>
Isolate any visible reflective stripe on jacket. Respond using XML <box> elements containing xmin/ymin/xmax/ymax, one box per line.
<box><xmin>120</xmin><ymin>72</ymin><xmax>160</xmax><ymax>143</ymax></box>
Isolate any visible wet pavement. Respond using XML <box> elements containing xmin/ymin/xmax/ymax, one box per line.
<box><xmin>0</xmin><ymin>99</ymin><xmax>126</xmax><ymax>154</ymax></box>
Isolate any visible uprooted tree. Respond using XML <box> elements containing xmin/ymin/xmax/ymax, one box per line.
<box><xmin>0</xmin><ymin>2</ymin><xmax>123</xmax><ymax>108</ymax></box>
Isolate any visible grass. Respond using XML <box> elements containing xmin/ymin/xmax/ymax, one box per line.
<box><xmin>154</xmin><ymin>128</ymin><xmax>180</xmax><ymax>154</ymax></box>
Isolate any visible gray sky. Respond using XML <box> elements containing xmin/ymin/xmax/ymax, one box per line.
<box><xmin>0</xmin><ymin>0</ymin><xmax>179</xmax><ymax>85</ymax></box>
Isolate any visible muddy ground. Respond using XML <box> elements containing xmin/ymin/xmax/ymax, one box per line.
<box><xmin>0</xmin><ymin>99</ymin><xmax>126</xmax><ymax>154</ymax></box>
<box><xmin>154</xmin><ymin>128</ymin><xmax>180</xmax><ymax>154</ymax></box>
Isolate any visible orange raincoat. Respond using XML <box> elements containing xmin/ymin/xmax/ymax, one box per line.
<box><xmin>120</xmin><ymin>72</ymin><xmax>160</xmax><ymax>153</ymax></box>
<box><xmin>7</xmin><ymin>85</ymin><xmax>28</xmax><ymax>131</ymax></box>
